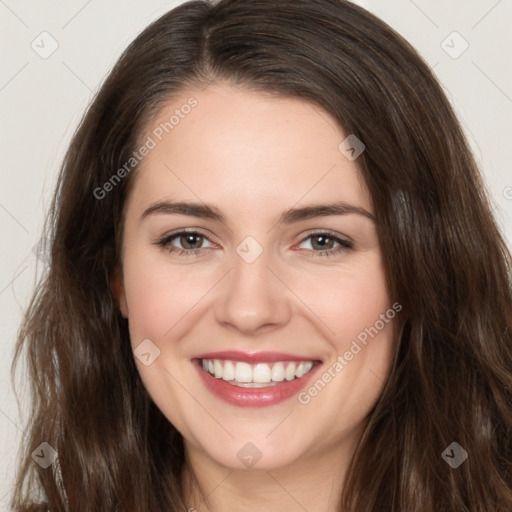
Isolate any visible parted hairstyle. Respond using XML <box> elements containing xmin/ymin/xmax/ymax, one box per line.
<box><xmin>11</xmin><ymin>0</ymin><xmax>512</xmax><ymax>510</ymax></box>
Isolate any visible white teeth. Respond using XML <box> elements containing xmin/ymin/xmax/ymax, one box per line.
<box><xmin>222</xmin><ymin>360</ymin><xmax>235</xmax><ymax>381</ymax></box>
<box><xmin>271</xmin><ymin>362</ymin><xmax>285</xmax><ymax>381</ymax></box>
<box><xmin>253</xmin><ymin>363</ymin><xmax>272</xmax><ymax>383</ymax></box>
<box><xmin>200</xmin><ymin>358</ymin><xmax>315</xmax><ymax>385</ymax></box>
<box><xmin>296</xmin><ymin>361</ymin><xmax>313</xmax><ymax>378</ymax></box>
<box><xmin>230</xmin><ymin>381</ymin><xmax>279</xmax><ymax>388</ymax></box>
<box><xmin>214</xmin><ymin>359</ymin><xmax>223</xmax><ymax>379</ymax></box>
<box><xmin>235</xmin><ymin>362</ymin><xmax>252</xmax><ymax>383</ymax></box>
<box><xmin>285</xmin><ymin>362</ymin><xmax>296</xmax><ymax>381</ymax></box>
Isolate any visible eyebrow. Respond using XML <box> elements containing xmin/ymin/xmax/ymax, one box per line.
<box><xmin>140</xmin><ymin>200</ymin><xmax>376</xmax><ymax>224</ymax></box>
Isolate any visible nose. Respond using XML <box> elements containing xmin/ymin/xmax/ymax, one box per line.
<box><xmin>213</xmin><ymin>248</ymin><xmax>293</xmax><ymax>336</ymax></box>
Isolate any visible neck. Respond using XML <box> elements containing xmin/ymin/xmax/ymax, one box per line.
<box><xmin>181</xmin><ymin>431</ymin><xmax>361</xmax><ymax>512</ymax></box>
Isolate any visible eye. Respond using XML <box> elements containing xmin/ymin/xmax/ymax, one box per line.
<box><xmin>155</xmin><ymin>230</ymin><xmax>214</xmax><ymax>256</ymax></box>
<box><xmin>154</xmin><ymin>229</ymin><xmax>353</xmax><ymax>258</ymax></box>
<box><xmin>297</xmin><ymin>232</ymin><xmax>353</xmax><ymax>258</ymax></box>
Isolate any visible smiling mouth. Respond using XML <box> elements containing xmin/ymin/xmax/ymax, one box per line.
<box><xmin>199</xmin><ymin>358</ymin><xmax>318</xmax><ymax>388</ymax></box>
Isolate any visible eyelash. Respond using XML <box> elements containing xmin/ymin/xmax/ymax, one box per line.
<box><xmin>154</xmin><ymin>229</ymin><xmax>353</xmax><ymax>259</ymax></box>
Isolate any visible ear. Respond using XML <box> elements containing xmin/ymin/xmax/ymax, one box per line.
<box><xmin>111</xmin><ymin>268</ymin><xmax>128</xmax><ymax>318</ymax></box>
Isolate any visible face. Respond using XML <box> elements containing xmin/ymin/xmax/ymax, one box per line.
<box><xmin>114</xmin><ymin>81</ymin><xmax>398</xmax><ymax>472</ymax></box>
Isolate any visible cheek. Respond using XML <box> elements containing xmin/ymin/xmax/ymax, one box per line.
<box><xmin>122</xmin><ymin>246</ymin><xmax>391</xmax><ymax>352</ymax></box>
<box><xmin>292</xmin><ymin>257</ymin><xmax>395</xmax><ymax>442</ymax></box>
<box><xmin>296</xmin><ymin>254</ymin><xmax>391</xmax><ymax>348</ymax></box>
<box><xmin>292</xmin><ymin>252</ymin><xmax>395</xmax><ymax>414</ymax></box>
<box><xmin>121</xmin><ymin>250</ymin><xmax>216</xmax><ymax>343</ymax></box>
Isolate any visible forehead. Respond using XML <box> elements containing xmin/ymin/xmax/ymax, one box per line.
<box><xmin>125</xmin><ymin>81</ymin><xmax>372</xmax><ymax>222</ymax></box>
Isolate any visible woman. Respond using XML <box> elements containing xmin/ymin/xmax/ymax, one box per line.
<box><xmin>11</xmin><ymin>0</ymin><xmax>512</xmax><ymax>510</ymax></box>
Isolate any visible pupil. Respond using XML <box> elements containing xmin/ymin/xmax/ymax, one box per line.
<box><xmin>179</xmin><ymin>234</ymin><xmax>334</xmax><ymax>251</ymax></box>
<box><xmin>183</xmin><ymin>234</ymin><xmax>201</xmax><ymax>249</ymax></box>
<box><xmin>314</xmin><ymin>235</ymin><xmax>331</xmax><ymax>249</ymax></box>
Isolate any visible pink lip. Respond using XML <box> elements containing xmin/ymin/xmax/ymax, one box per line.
<box><xmin>193</xmin><ymin>357</ymin><xmax>322</xmax><ymax>408</ymax></box>
<box><xmin>194</xmin><ymin>350</ymin><xmax>320</xmax><ymax>364</ymax></box>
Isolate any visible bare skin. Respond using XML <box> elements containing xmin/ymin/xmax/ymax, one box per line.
<box><xmin>113</xmin><ymin>81</ymin><xmax>397</xmax><ymax>511</ymax></box>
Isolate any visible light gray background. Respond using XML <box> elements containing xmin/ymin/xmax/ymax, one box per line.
<box><xmin>1</xmin><ymin>0</ymin><xmax>511</xmax><ymax>506</ymax></box>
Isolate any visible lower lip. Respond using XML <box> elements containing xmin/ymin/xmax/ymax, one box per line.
<box><xmin>194</xmin><ymin>360</ymin><xmax>321</xmax><ymax>408</ymax></box>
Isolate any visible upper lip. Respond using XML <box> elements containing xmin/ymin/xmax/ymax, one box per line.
<box><xmin>194</xmin><ymin>351</ymin><xmax>321</xmax><ymax>363</ymax></box>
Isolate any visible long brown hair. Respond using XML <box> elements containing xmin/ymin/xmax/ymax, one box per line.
<box><xmin>11</xmin><ymin>0</ymin><xmax>512</xmax><ymax>510</ymax></box>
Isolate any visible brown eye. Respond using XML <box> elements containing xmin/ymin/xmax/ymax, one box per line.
<box><xmin>178</xmin><ymin>233</ymin><xmax>204</xmax><ymax>250</ymax></box>
<box><xmin>298</xmin><ymin>232</ymin><xmax>353</xmax><ymax>258</ymax></box>
<box><xmin>155</xmin><ymin>230</ymin><xmax>214</xmax><ymax>256</ymax></box>
<box><xmin>310</xmin><ymin>234</ymin><xmax>336</xmax><ymax>250</ymax></box>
